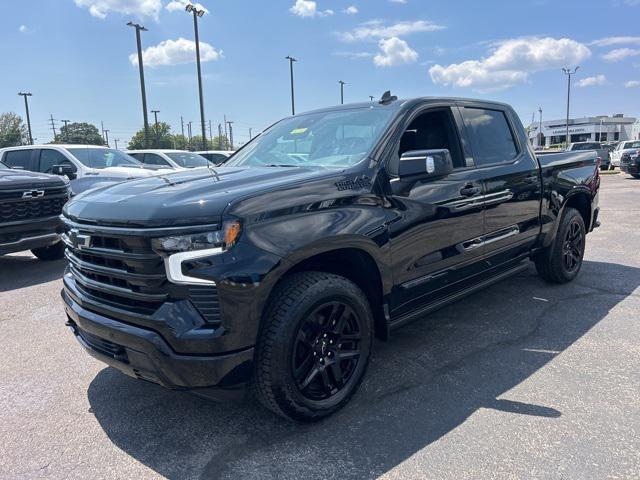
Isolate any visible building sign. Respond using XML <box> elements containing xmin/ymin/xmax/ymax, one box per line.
<box><xmin>550</xmin><ymin>127</ymin><xmax>587</xmax><ymax>134</ymax></box>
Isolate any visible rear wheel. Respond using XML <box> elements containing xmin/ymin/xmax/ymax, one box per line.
<box><xmin>31</xmin><ymin>241</ymin><xmax>65</xmax><ymax>261</ymax></box>
<box><xmin>535</xmin><ymin>207</ymin><xmax>586</xmax><ymax>283</ymax></box>
<box><xmin>254</xmin><ymin>272</ymin><xmax>373</xmax><ymax>422</ymax></box>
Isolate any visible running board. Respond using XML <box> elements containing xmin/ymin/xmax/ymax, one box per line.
<box><xmin>389</xmin><ymin>262</ymin><xmax>530</xmax><ymax>331</ymax></box>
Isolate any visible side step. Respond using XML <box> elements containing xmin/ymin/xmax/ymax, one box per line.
<box><xmin>389</xmin><ymin>262</ymin><xmax>530</xmax><ymax>331</ymax></box>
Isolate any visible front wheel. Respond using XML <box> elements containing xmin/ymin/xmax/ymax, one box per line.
<box><xmin>253</xmin><ymin>272</ymin><xmax>373</xmax><ymax>422</ymax></box>
<box><xmin>31</xmin><ymin>241</ymin><xmax>65</xmax><ymax>261</ymax></box>
<box><xmin>535</xmin><ymin>207</ymin><xmax>586</xmax><ymax>283</ymax></box>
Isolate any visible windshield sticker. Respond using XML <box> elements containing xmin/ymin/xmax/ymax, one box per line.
<box><xmin>290</xmin><ymin>128</ymin><xmax>308</xmax><ymax>135</ymax></box>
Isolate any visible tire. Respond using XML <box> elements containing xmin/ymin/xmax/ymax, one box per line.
<box><xmin>608</xmin><ymin>164</ymin><xmax>615</xmax><ymax>171</ymax></box>
<box><xmin>599</xmin><ymin>165</ymin><xmax>608</xmax><ymax>171</ymax></box>
<box><xmin>31</xmin><ymin>241</ymin><xmax>65</xmax><ymax>261</ymax></box>
<box><xmin>534</xmin><ymin>207</ymin><xmax>586</xmax><ymax>283</ymax></box>
<box><xmin>253</xmin><ymin>271</ymin><xmax>373</xmax><ymax>422</ymax></box>
<box><xmin>632</xmin><ymin>174</ymin><xmax>640</xmax><ymax>179</ymax></box>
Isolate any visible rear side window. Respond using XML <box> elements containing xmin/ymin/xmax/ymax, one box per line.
<box><xmin>3</xmin><ymin>150</ymin><xmax>34</xmax><ymax>170</ymax></box>
<box><xmin>143</xmin><ymin>153</ymin><xmax>169</xmax><ymax>166</ymax></box>
<box><xmin>461</xmin><ymin>108</ymin><xmax>518</xmax><ymax>166</ymax></box>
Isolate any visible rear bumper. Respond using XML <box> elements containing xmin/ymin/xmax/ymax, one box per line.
<box><xmin>0</xmin><ymin>215</ymin><xmax>63</xmax><ymax>255</ymax></box>
<box><xmin>62</xmin><ymin>288</ymin><xmax>254</xmax><ymax>392</ymax></box>
<box><xmin>620</xmin><ymin>160</ymin><xmax>639</xmax><ymax>175</ymax></box>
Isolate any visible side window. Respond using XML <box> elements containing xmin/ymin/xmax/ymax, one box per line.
<box><xmin>461</xmin><ymin>107</ymin><xmax>518</xmax><ymax>166</ymax></box>
<box><xmin>397</xmin><ymin>108</ymin><xmax>465</xmax><ymax>169</ymax></box>
<box><xmin>3</xmin><ymin>150</ymin><xmax>34</xmax><ymax>170</ymax></box>
<box><xmin>128</xmin><ymin>153</ymin><xmax>143</xmax><ymax>161</ymax></box>
<box><xmin>144</xmin><ymin>153</ymin><xmax>169</xmax><ymax>166</ymax></box>
<box><xmin>39</xmin><ymin>149</ymin><xmax>75</xmax><ymax>174</ymax></box>
<box><xmin>209</xmin><ymin>153</ymin><xmax>227</xmax><ymax>164</ymax></box>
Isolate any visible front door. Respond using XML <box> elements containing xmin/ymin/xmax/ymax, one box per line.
<box><xmin>387</xmin><ymin>106</ymin><xmax>486</xmax><ymax>320</ymax></box>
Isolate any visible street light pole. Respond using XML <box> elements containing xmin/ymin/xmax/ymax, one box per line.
<box><xmin>127</xmin><ymin>22</ymin><xmax>150</xmax><ymax>149</ymax></box>
<box><xmin>185</xmin><ymin>4</ymin><xmax>207</xmax><ymax>150</ymax></box>
<box><xmin>538</xmin><ymin>107</ymin><xmax>543</xmax><ymax>148</ymax></box>
<box><xmin>369</xmin><ymin>95</ymin><xmax>374</xmax><ymax>101</ymax></box>
<box><xmin>339</xmin><ymin>80</ymin><xmax>346</xmax><ymax>104</ymax></box>
<box><xmin>226</xmin><ymin>121</ymin><xmax>234</xmax><ymax>150</ymax></box>
<box><xmin>599</xmin><ymin>119</ymin><xmax>604</xmax><ymax>142</ymax></box>
<box><xmin>285</xmin><ymin>56</ymin><xmax>297</xmax><ymax>115</ymax></box>
<box><xmin>151</xmin><ymin>110</ymin><xmax>160</xmax><ymax>147</ymax></box>
<box><xmin>61</xmin><ymin>120</ymin><xmax>70</xmax><ymax>142</ymax></box>
<box><xmin>104</xmin><ymin>130</ymin><xmax>110</xmax><ymax>148</ymax></box>
<box><xmin>18</xmin><ymin>92</ymin><xmax>33</xmax><ymax>145</ymax></box>
<box><xmin>562</xmin><ymin>67</ymin><xmax>579</xmax><ymax>148</ymax></box>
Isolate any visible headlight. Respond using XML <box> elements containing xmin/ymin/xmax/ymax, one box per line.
<box><xmin>151</xmin><ymin>219</ymin><xmax>242</xmax><ymax>254</ymax></box>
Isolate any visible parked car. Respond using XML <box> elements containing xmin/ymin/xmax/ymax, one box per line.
<box><xmin>61</xmin><ymin>96</ymin><xmax>600</xmax><ymax>421</ymax></box>
<box><xmin>0</xmin><ymin>145</ymin><xmax>170</xmax><ymax>195</ymax></box>
<box><xmin>611</xmin><ymin>140</ymin><xmax>640</xmax><ymax>168</ymax></box>
<box><xmin>620</xmin><ymin>150</ymin><xmax>640</xmax><ymax>178</ymax></box>
<box><xmin>195</xmin><ymin>150</ymin><xmax>235</xmax><ymax>165</ymax></box>
<box><xmin>567</xmin><ymin>142</ymin><xmax>610</xmax><ymax>170</ymax></box>
<box><xmin>126</xmin><ymin>150</ymin><xmax>211</xmax><ymax>169</ymax></box>
<box><xmin>0</xmin><ymin>161</ymin><xmax>70</xmax><ymax>260</ymax></box>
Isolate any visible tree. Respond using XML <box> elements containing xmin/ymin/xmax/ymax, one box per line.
<box><xmin>211</xmin><ymin>135</ymin><xmax>230</xmax><ymax>151</ymax></box>
<box><xmin>128</xmin><ymin>122</ymin><xmax>175</xmax><ymax>149</ymax></box>
<box><xmin>0</xmin><ymin>112</ymin><xmax>28</xmax><ymax>148</ymax></box>
<box><xmin>54</xmin><ymin>122</ymin><xmax>104</xmax><ymax>145</ymax></box>
<box><xmin>187</xmin><ymin>135</ymin><xmax>230</xmax><ymax>151</ymax></box>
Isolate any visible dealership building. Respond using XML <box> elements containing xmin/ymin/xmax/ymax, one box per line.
<box><xmin>527</xmin><ymin>114</ymin><xmax>638</xmax><ymax>148</ymax></box>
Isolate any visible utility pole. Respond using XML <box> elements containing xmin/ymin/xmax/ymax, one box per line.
<box><xmin>185</xmin><ymin>4</ymin><xmax>207</xmax><ymax>149</ymax></box>
<box><xmin>223</xmin><ymin>114</ymin><xmax>228</xmax><ymax>147</ymax></box>
<box><xmin>180</xmin><ymin>116</ymin><xmax>185</xmax><ymax>148</ymax></box>
<box><xmin>187</xmin><ymin>121</ymin><xmax>193</xmax><ymax>146</ymax></box>
<box><xmin>339</xmin><ymin>80</ymin><xmax>346</xmax><ymax>104</ymax></box>
<box><xmin>562</xmin><ymin>67</ymin><xmax>579</xmax><ymax>148</ymax></box>
<box><xmin>538</xmin><ymin>107</ymin><xmax>543</xmax><ymax>148</ymax></box>
<box><xmin>369</xmin><ymin>95</ymin><xmax>375</xmax><ymax>101</ymax></box>
<box><xmin>114</xmin><ymin>139</ymin><xmax>120</xmax><ymax>150</ymax></box>
<box><xmin>104</xmin><ymin>130</ymin><xmax>110</xmax><ymax>147</ymax></box>
<box><xmin>285</xmin><ymin>56</ymin><xmax>297</xmax><ymax>115</ymax></box>
<box><xmin>249</xmin><ymin>128</ymin><xmax>253</xmax><ymax>140</ymax></box>
<box><xmin>127</xmin><ymin>22</ymin><xmax>151</xmax><ymax>148</ymax></box>
<box><xmin>226</xmin><ymin>121</ymin><xmax>234</xmax><ymax>150</ymax></box>
<box><xmin>101</xmin><ymin>120</ymin><xmax>106</xmax><ymax>143</ymax></box>
<box><xmin>218</xmin><ymin>123</ymin><xmax>223</xmax><ymax>149</ymax></box>
<box><xmin>49</xmin><ymin>114</ymin><xmax>57</xmax><ymax>139</ymax></box>
<box><xmin>61</xmin><ymin>120</ymin><xmax>70</xmax><ymax>142</ymax></box>
<box><xmin>18</xmin><ymin>92</ymin><xmax>33</xmax><ymax>145</ymax></box>
<box><xmin>151</xmin><ymin>110</ymin><xmax>160</xmax><ymax>147</ymax></box>
<box><xmin>208</xmin><ymin>120</ymin><xmax>213</xmax><ymax>147</ymax></box>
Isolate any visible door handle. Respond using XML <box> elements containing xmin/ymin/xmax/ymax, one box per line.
<box><xmin>523</xmin><ymin>174</ymin><xmax>538</xmax><ymax>184</ymax></box>
<box><xmin>460</xmin><ymin>185</ymin><xmax>481</xmax><ymax>197</ymax></box>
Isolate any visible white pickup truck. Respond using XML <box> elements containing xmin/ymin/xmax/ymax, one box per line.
<box><xmin>0</xmin><ymin>145</ymin><xmax>172</xmax><ymax>194</ymax></box>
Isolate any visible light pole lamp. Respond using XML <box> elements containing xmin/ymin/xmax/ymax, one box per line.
<box><xmin>127</xmin><ymin>22</ymin><xmax>150</xmax><ymax>149</ymax></box>
<box><xmin>185</xmin><ymin>4</ymin><xmax>208</xmax><ymax>150</ymax></box>
<box><xmin>285</xmin><ymin>56</ymin><xmax>297</xmax><ymax>115</ymax></box>
<box><xmin>339</xmin><ymin>80</ymin><xmax>346</xmax><ymax>105</ymax></box>
<box><xmin>18</xmin><ymin>92</ymin><xmax>33</xmax><ymax>145</ymax></box>
<box><xmin>562</xmin><ymin>67</ymin><xmax>579</xmax><ymax>148</ymax></box>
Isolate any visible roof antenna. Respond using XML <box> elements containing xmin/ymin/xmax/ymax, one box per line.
<box><xmin>379</xmin><ymin>90</ymin><xmax>397</xmax><ymax>105</ymax></box>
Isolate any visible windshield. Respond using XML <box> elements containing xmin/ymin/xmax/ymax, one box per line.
<box><xmin>0</xmin><ymin>161</ymin><xmax>7</xmax><ymax>170</ymax></box>
<box><xmin>226</xmin><ymin>107</ymin><xmax>394</xmax><ymax>168</ymax></box>
<box><xmin>623</xmin><ymin>141</ymin><xmax>640</xmax><ymax>149</ymax></box>
<box><xmin>571</xmin><ymin>143</ymin><xmax>600</xmax><ymax>151</ymax></box>
<box><xmin>67</xmin><ymin>148</ymin><xmax>141</xmax><ymax>169</ymax></box>
<box><xmin>165</xmin><ymin>152</ymin><xmax>209</xmax><ymax>168</ymax></box>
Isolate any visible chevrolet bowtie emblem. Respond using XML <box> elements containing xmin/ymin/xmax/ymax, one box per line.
<box><xmin>22</xmin><ymin>190</ymin><xmax>45</xmax><ymax>199</ymax></box>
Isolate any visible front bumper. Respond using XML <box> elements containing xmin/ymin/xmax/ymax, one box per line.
<box><xmin>0</xmin><ymin>215</ymin><xmax>63</xmax><ymax>255</ymax></box>
<box><xmin>620</xmin><ymin>158</ymin><xmax>639</xmax><ymax>175</ymax></box>
<box><xmin>62</xmin><ymin>288</ymin><xmax>254</xmax><ymax>391</ymax></box>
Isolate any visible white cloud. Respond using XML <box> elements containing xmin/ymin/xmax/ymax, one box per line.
<box><xmin>576</xmin><ymin>74</ymin><xmax>606</xmax><ymax>87</ymax></box>
<box><xmin>626</xmin><ymin>80</ymin><xmax>640</xmax><ymax>87</ymax></box>
<box><xmin>390</xmin><ymin>0</ymin><xmax>407</xmax><ymax>3</ymax></box>
<box><xmin>73</xmin><ymin>0</ymin><xmax>162</xmax><ymax>19</ymax></box>
<box><xmin>333</xmin><ymin>51</ymin><xmax>372</xmax><ymax>59</ymax></box>
<box><xmin>374</xmin><ymin>37</ymin><xmax>418</xmax><ymax>67</ymax></box>
<box><xmin>289</xmin><ymin>0</ymin><xmax>334</xmax><ymax>17</ymax></box>
<box><xmin>602</xmin><ymin>47</ymin><xmax>640</xmax><ymax>62</ymax></box>
<box><xmin>130</xmin><ymin>37</ymin><xmax>222</xmax><ymax>67</ymax></box>
<box><xmin>19</xmin><ymin>25</ymin><xmax>27</xmax><ymax>33</ymax></box>
<box><xmin>429</xmin><ymin>37</ymin><xmax>591</xmax><ymax>92</ymax></box>
<box><xmin>343</xmin><ymin>5</ymin><xmax>358</xmax><ymax>14</ymax></box>
<box><xmin>339</xmin><ymin>19</ymin><xmax>445</xmax><ymax>42</ymax></box>
<box><xmin>589</xmin><ymin>36</ymin><xmax>640</xmax><ymax>47</ymax></box>
<box><xmin>165</xmin><ymin>0</ymin><xmax>208</xmax><ymax>14</ymax></box>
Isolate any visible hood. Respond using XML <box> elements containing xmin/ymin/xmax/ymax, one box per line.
<box><xmin>0</xmin><ymin>168</ymin><xmax>67</xmax><ymax>191</ymax></box>
<box><xmin>64</xmin><ymin>166</ymin><xmax>334</xmax><ymax>227</ymax></box>
<box><xmin>87</xmin><ymin>166</ymin><xmax>161</xmax><ymax>178</ymax></box>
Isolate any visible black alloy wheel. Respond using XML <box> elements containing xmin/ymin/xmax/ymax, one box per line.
<box><xmin>562</xmin><ymin>218</ymin><xmax>585</xmax><ymax>274</ymax></box>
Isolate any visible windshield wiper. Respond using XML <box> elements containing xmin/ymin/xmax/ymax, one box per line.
<box><xmin>264</xmin><ymin>164</ymin><xmax>299</xmax><ymax>167</ymax></box>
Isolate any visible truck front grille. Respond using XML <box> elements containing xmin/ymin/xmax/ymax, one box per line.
<box><xmin>0</xmin><ymin>187</ymin><xmax>68</xmax><ymax>224</ymax></box>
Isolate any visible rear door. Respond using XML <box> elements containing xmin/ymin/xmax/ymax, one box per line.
<box><xmin>3</xmin><ymin>149</ymin><xmax>37</xmax><ymax>171</ymax></box>
<box><xmin>458</xmin><ymin>102</ymin><xmax>541</xmax><ymax>268</ymax></box>
<box><xmin>387</xmin><ymin>104</ymin><xmax>487</xmax><ymax>319</ymax></box>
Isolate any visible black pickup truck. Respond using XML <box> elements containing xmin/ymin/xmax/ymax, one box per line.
<box><xmin>61</xmin><ymin>96</ymin><xmax>600</xmax><ymax>421</ymax></box>
<box><xmin>1</xmin><ymin>161</ymin><xmax>69</xmax><ymax>259</ymax></box>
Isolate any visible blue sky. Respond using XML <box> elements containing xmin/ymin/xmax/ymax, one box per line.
<box><xmin>1</xmin><ymin>0</ymin><xmax>639</xmax><ymax>146</ymax></box>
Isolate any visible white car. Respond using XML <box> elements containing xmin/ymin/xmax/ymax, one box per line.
<box><xmin>196</xmin><ymin>150</ymin><xmax>235</xmax><ymax>165</ymax></box>
<box><xmin>611</xmin><ymin>140</ymin><xmax>640</xmax><ymax>167</ymax></box>
<box><xmin>126</xmin><ymin>149</ymin><xmax>211</xmax><ymax>169</ymax></box>
<box><xmin>0</xmin><ymin>145</ymin><xmax>172</xmax><ymax>194</ymax></box>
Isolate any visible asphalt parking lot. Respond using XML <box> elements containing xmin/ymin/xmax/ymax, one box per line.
<box><xmin>1</xmin><ymin>173</ymin><xmax>639</xmax><ymax>480</ymax></box>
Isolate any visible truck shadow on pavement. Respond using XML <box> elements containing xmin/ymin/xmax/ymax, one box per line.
<box><xmin>87</xmin><ymin>260</ymin><xmax>638</xmax><ymax>480</ymax></box>
<box><xmin>0</xmin><ymin>254</ymin><xmax>65</xmax><ymax>292</ymax></box>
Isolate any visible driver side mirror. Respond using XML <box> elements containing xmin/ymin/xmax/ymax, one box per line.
<box><xmin>52</xmin><ymin>164</ymin><xmax>77</xmax><ymax>180</ymax></box>
<box><xmin>398</xmin><ymin>149</ymin><xmax>453</xmax><ymax>180</ymax></box>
